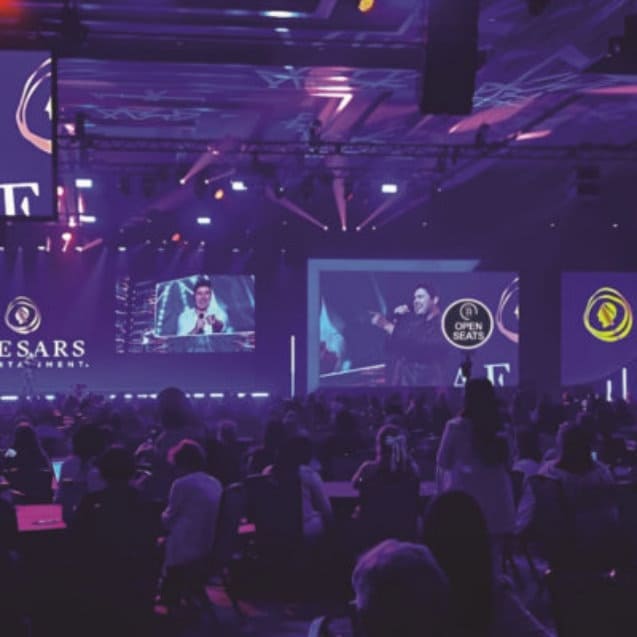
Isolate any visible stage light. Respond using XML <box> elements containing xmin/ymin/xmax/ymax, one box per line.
<box><xmin>231</xmin><ymin>180</ymin><xmax>247</xmax><ymax>191</ymax></box>
<box><xmin>262</xmin><ymin>10</ymin><xmax>298</xmax><ymax>18</ymax></box>
<box><xmin>323</xmin><ymin>225</ymin><xmax>329</xmax><ymax>231</ymax></box>
<box><xmin>358</xmin><ymin>0</ymin><xmax>375</xmax><ymax>13</ymax></box>
<box><xmin>612</xmin><ymin>222</ymin><xmax>620</xmax><ymax>229</ymax></box>
<box><xmin>171</xmin><ymin>232</ymin><xmax>182</xmax><ymax>242</ymax></box>
<box><xmin>213</xmin><ymin>188</ymin><xmax>225</xmax><ymax>200</ymax></box>
<box><xmin>75</xmin><ymin>246</ymin><xmax>83</xmax><ymax>253</ymax></box>
<box><xmin>251</xmin><ymin>392</ymin><xmax>270</xmax><ymax>398</ymax></box>
<box><xmin>209</xmin><ymin>392</ymin><xmax>224</xmax><ymax>398</ymax></box>
<box><xmin>68</xmin><ymin>216</ymin><xmax>77</xmax><ymax>228</ymax></box>
<box><xmin>61</xmin><ymin>231</ymin><xmax>73</xmax><ymax>253</ymax></box>
<box><xmin>37</xmin><ymin>245</ymin><xmax>46</xmax><ymax>252</ymax></box>
<box><xmin>275</xmin><ymin>27</ymin><xmax>289</xmax><ymax>33</ymax></box>
<box><xmin>0</xmin><ymin>246</ymin><xmax>5</xmax><ymax>251</ymax></box>
<box><xmin>196</xmin><ymin>217</ymin><xmax>211</xmax><ymax>225</ymax></box>
<box><xmin>118</xmin><ymin>246</ymin><xmax>127</xmax><ymax>252</ymax></box>
<box><xmin>381</xmin><ymin>183</ymin><xmax>398</xmax><ymax>194</ymax></box>
<box><xmin>232</xmin><ymin>247</ymin><xmax>240</xmax><ymax>253</ymax></box>
<box><xmin>75</xmin><ymin>178</ymin><xmax>93</xmax><ymax>189</ymax></box>
<box><xmin>80</xmin><ymin>215</ymin><xmax>96</xmax><ymax>223</ymax></box>
<box><xmin>57</xmin><ymin>186</ymin><xmax>64</xmax><ymax>196</ymax></box>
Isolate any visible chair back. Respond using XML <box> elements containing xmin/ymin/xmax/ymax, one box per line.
<box><xmin>358</xmin><ymin>474</ymin><xmax>421</xmax><ymax>546</ymax></box>
<box><xmin>244</xmin><ymin>473</ymin><xmax>303</xmax><ymax>556</ymax></box>
<box><xmin>527</xmin><ymin>475</ymin><xmax>571</xmax><ymax>564</ymax></box>
<box><xmin>211</xmin><ymin>482</ymin><xmax>245</xmax><ymax>567</ymax></box>
<box><xmin>6</xmin><ymin>468</ymin><xmax>53</xmax><ymax>504</ymax></box>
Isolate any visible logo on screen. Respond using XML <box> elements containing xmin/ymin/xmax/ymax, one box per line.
<box><xmin>4</xmin><ymin>296</ymin><xmax>42</xmax><ymax>335</ymax></box>
<box><xmin>16</xmin><ymin>57</ymin><xmax>52</xmax><ymax>155</ymax></box>
<box><xmin>583</xmin><ymin>287</ymin><xmax>633</xmax><ymax>343</ymax></box>
<box><xmin>442</xmin><ymin>298</ymin><xmax>494</xmax><ymax>350</ymax></box>
<box><xmin>496</xmin><ymin>277</ymin><xmax>519</xmax><ymax>344</ymax></box>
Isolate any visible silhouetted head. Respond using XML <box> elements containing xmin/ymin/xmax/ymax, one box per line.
<box><xmin>352</xmin><ymin>539</ymin><xmax>450</xmax><ymax>637</ymax></box>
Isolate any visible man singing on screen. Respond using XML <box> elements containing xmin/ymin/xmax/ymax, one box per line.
<box><xmin>177</xmin><ymin>277</ymin><xmax>225</xmax><ymax>336</ymax></box>
<box><xmin>371</xmin><ymin>283</ymin><xmax>446</xmax><ymax>386</ymax></box>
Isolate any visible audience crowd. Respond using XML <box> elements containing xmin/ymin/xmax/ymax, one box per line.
<box><xmin>1</xmin><ymin>381</ymin><xmax>637</xmax><ymax>636</ymax></box>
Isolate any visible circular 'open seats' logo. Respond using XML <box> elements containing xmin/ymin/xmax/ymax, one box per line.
<box><xmin>442</xmin><ymin>298</ymin><xmax>493</xmax><ymax>350</ymax></box>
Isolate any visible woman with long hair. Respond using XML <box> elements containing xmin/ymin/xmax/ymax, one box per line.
<box><xmin>352</xmin><ymin>424</ymin><xmax>421</xmax><ymax>546</ymax></box>
<box><xmin>266</xmin><ymin>435</ymin><xmax>332</xmax><ymax>539</ymax></box>
<box><xmin>436</xmin><ymin>378</ymin><xmax>515</xmax><ymax>536</ymax></box>
<box><xmin>423</xmin><ymin>491</ymin><xmax>552</xmax><ymax>637</ymax></box>
<box><xmin>352</xmin><ymin>423</ymin><xmax>418</xmax><ymax>488</ymax></box>
<box><xmin>4</xmin><ymin>422</ymin><xmax>52</xmax><ymax>503</ymax></box>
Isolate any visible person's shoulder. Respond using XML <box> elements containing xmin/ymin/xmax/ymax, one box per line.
<box><xmin>444</xmin><ymin>416</ymin><xmax>468</xmax><ymax>430</ymax></box>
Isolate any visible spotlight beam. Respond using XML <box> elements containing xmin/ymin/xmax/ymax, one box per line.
<box><xmin>376</xmin><ymin>195</ymin><xmax>430</xmax><ymax>228</ymax></box>
<box><xmin>265</xmin><ymin>186</ymin><xmax>326</xmax><ymax>230</ymax></box>
<box><xmin>204</xmin><ymin>168</ymin><xmax>236</xmax><ymax>185</ymax></box>
<box><xmin>356</xmin><ymin>194</ymin><xmax>403</xmax><ymax>231</ymax></box>
<box><xmin>332</xmin><ymin>176</ymin><xmax>347</xmax><ymax>231</ymax></box>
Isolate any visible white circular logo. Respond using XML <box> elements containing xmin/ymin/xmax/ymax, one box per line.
<box><xmin>4</xmin><ymin>296</ymin><xmax>42</xmax><ymax>335</ymax></box>
<box><xmin>441</xmin><ymin>297</ymin><xmax>494</xmax><ymax>350</ymax></box>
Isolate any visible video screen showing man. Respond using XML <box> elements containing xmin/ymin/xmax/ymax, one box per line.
<box><xmin>177</xmin><ymin>277</ymin><xmax>225</xmax><ymax>336</ymax></box>
<box><xmin>371</xmin><ymin>283</ymin><xmax>447</xmax><ymax>386</ymax></box>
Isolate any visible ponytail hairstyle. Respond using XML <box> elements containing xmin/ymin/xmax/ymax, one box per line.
<box><xmin>376</xmin><ymin>424</ymin><xmax>410</xmax><ymax>474</ymax></box>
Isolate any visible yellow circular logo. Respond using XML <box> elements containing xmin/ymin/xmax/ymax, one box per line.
<box><xmin>4</xmin><ymin>296</ymin><xmax>42</xmax><ymax>335</ymax></box>
<box><xmin>583</xmin><ymin>287</ymin><xmax>633</xmax><ymax>343</ymax></box>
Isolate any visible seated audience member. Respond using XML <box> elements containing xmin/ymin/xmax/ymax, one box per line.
<box><xmin>160</xmin><ymin>439</ymin><xmax>222</xmax><ymax>607</ymax></box>
<box><xmin>4</xmin><ymin>422</ymin><xmax>53</xmax><ymax>503</ymax></box>
<box><xmin>351</xmin><ymin>424</ymin><xmax>420</xmax><ymax>545</ymax></box>
<box><xmin>72</xmin><ymin>446</ymin><xmax>158</xmax><ymax>635</ymax></box>
<box><xmin>516</xmin><ymin>422</ymin><xmax>615</xmax><ymax>535</ymax></box>
<box><xmin>265</xmin><ymin>435</ymin><xmax>332</xmax><ymax>539</ymax></box>
<box><xmin>55</xmin><ymin>425</ymin><xmax>106</xmax><ymax>523</ymax></box>
<box><xmin>245</xmin><ymin>418</ymin><xmax>289</xmax><ymax>475</ymax></box>
<box><xmin>138</xmin><ymin>387</ymin><xmax>204</xmax><ymax>500</ymax></box>
<box><xmin>513</xmin><ymin>428</ymin><xmax>542</xmax><ymax>479</ymax></box>
<box><xmin>154</xmin><ymin>387</ymin><xmax>204</xmax><ymax>460</ymax></box>
<box><xmin>351</xmin><ymin>539</ymin><xmax>451</xmax><ymax>637</ymax></box>
<box><xmin>352</xmin><ymin>424</ymin><xmax>419</xmax><ymax>489</ymax></box>
<box><xmin>206</xmin><ymin>419</ymin><xmax>242</xmax><ymax>485</ymax></box>
<box><xmin>436</xmin><ymin>379</ymin><xmax>515</xmax><ymax>537</ymax></box>
<box><xmin>423</xmin><ymin>491</ymin><xmax>553</xmax><ymax>637</ymax></box>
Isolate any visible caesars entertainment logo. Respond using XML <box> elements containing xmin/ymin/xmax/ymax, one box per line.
<box><xmin>1</xmin><ymin>296</ymin><xmax>88</xmax><ymax>368</ymax></box>
<box><xmin>4</xmin><ymin>296</ymin><xmax>41</xmax><ymax>335</ymax></box>
<box><xmin>441</xmin><ymin>298</ymin><xmax>494</xmax><ymax>350</ymax></box>
<box><xmin>583</xmin><ymin>287</ymin><xmax>633</xmax><ymax>343</ymax></box>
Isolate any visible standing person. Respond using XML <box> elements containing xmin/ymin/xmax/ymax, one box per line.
<box><xmin>177</xmin><ymin>277</ymin><xmax>226</xmax><ymax>336</ymax></box>
<box><xmin>436</xmin><ymin>378</ymin><xmax>515</xmax><ymax>537</ymax></box>
<box><xmin>371</xmin><ymin>283</ymin><xmax>446</xmax><ymax>386</ymax></box>
<box><xmin>159</xmin><ymin>439</ymin><xmax>222</xmax><ymax>607</ymax></box>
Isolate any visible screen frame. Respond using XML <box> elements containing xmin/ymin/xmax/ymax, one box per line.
<box><xmin>307</xmin><ymin>258</ymin><xmax>484</xmax><ymax>392</ymax></box>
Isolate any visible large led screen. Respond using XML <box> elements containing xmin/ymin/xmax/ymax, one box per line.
<box><xmin>0</xmin><ymin>255</ymin><xmax>256</xmax><ymax>393</ymax></box>
<box><xmin>308</xmin><ymin>260</ymin><xmax>519</xmax><ymax>390</ymax></box>
<box><xmin>0</xmin><ymin>50</ymin><xmax>55</xmax><ymax>220</ymax></box>
<box><xmin>116</xmin><ymin>273</ymin><xmax>255</xmax><ymax>354</ymax></box>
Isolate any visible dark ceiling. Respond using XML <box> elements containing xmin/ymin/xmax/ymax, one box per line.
<box><xmin>1</xmin><ymin>0</ymin><xmax>637</xmax><ymax>254</ymax></box>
